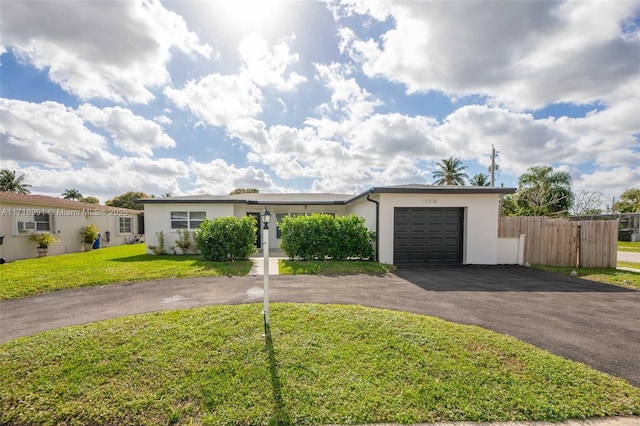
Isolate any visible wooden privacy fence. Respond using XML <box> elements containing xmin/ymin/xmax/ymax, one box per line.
<box><xmin>498</xmin><ymin>216</ymin><xmax>618</xmax><ymax>268</ymax></box>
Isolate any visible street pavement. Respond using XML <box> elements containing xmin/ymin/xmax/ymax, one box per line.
<box><xmin>619</xmin><ymin>251</ymin><xmax>640</xmax><ymax>263</ymax></box>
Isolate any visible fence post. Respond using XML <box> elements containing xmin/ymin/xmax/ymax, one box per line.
<box><xmin>576</xmin><ymin>223</ymin><xmax>581</xmax><ymax>268</ymax></box>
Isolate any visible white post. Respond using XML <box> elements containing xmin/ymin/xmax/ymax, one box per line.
<box><xmin>263</xmin><ymin>217</ymin><xmax>270</xmax><ymax>325</ymax></box>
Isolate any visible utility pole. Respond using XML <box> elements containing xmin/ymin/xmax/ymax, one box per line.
<box><xmin>489</xmin><ymin>144</ymin><xmax>499</xmax><ymax>187</ymax></box>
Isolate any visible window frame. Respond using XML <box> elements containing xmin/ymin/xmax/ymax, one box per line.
<box><xmin>119</xmin><ymin>216</ymin><xmax>133</xmax><ymax>234</ymax></box>
<box><xmin>170</xmin><ymin>211</ymin><xmax>206</xmax><ymax>230</ymax></box>
<box><xmin>17</xmin><ymin>213</ymin><xmax>51</xmax><ymax>234</ymax></box>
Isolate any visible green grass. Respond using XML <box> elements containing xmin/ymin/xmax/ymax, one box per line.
<box><xmin>536</xmin><ymin>265</ymin><xmax>640</xmax><ymax>290</ymax></box>
<box><xmin>619</xmin><ymin>261</ymin><xmax>640</xmax><ymax>270</ymax></box>
<box><xmin>2</xmin><ymin>304</ymin><xmax>638</xmax><ymax>425</ymax></box>
<box><xmin>619</xmin><ymin>241</ymin><xmax>640</xmax><ymax>252</ymax></box>
<box><xmin>279</xmin><ymin>260</ymin><xmax>396</xmax><ymax>275</ymax></box>
<box><xmin>0</xmin><ymin>245</ymin><xmax>251</xmax><ymax>300</ymax></box>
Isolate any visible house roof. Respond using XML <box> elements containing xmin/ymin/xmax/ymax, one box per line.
<box><xmin>140</xmin><ymin>192</ymin><xmax>353</xmax><ymax>205</ymax></box>
<box><xmin>0</xmin><ymin>192</ymin><xmax>142</xmax><ymax>213</ymax></box>
<box><xmin>139</xmin><ymin>184</ymin><xmax>515</xmax><ymax>206</ymax></box>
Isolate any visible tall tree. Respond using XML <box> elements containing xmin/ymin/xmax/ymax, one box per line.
<box><xmin>0</xmin><ymin>169</ymin><xmax>32</xmax><ymax>194</ymax></box>
<box><xmin>570</xmin><ymin>190</ymin><xmax>603</xmax><ymax>215</ymax></box>
<box><xmin>62</xmin><ymin>188</ymin><xmax>83</xmax><ymax>200</ymax></box>
<box><xmin>468</xmin><ymin>173</ymin><xmax>490</xmax><ymax>187</ymax></box>
<box><xmin>230</xmin><ymin>188</ymin><xmax>259</xmax><ymax>195</ymax></box>
<box><xmin>613</xmin><ymin>188</ymin><xmax>640</xmax><ymax>213</ymax></box>
<box><xmin>106</xmin><ymin>191</ymin><xmax>148</xmax><ymax>210</ymax></box>
<box><xmin>80</xmin><ymin>196</ymin><xmax>100</xmax><ymax>204</ymax></box>
<box><xmin>432</xmin><ymin>157</ymin><xmax>468</xmax><ymax>186</ymax></box>
<box><xmin>515</xmin><ymin>165</ymin><xmax>573</xmax><ymax>216</ymax></box>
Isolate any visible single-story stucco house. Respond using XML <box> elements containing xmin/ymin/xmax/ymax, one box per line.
<box><xmin>0</xmin><ymin>192</ymin><xmax>143</xmax><ymax>262</ymax></box>
<box><xmin>140</xmin><ymin>184</ymin><xmax>518</xmax><ymax>265</ymax></box>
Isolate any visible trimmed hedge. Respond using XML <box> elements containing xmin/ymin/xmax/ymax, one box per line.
<box><xmin>279</xmin><ymin>214</ymin><xmax>374</xmax><ymax>261</ymax></box>
<box><xmin>195</xmin><ymin>216</ymin><xmax>256</xmax><ymax>261</ymax></box>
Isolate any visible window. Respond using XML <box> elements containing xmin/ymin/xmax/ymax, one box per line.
<box><xmin>119</xmin><ymin>217</ymin><xmax>133</xmax><ymax>234</ymax></box>
<box><xmin>171</xmin><ymin>211</ymin><xmax>205</xmax><ymax>230</ymax></box>
<box><xmin>189</xmin><ymin>211</ymin><xmax>206</xmax><ymax>229</ymax></box>
<box><xmin>18</xmin><ymin>214</ymin><xmax>51</xmax><ymax>233</ymax></box>
<box><xmin>34</xmin><ymin>214</ymin><xmax>51</xmax><ymax>231</ymax></box>
<box><xmin>276</xmin><ymin>213</ymin><xmax>288</xmax><ymax>239</ymax></box>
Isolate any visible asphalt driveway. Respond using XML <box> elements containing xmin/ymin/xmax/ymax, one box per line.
<box><xmin>1</xmin><ymin>265</ymin><xmax>639</xmax><ymax>386</ymax></box>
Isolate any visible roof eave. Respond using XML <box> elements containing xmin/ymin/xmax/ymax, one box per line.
<box><xmin>138</xmin><ymin>198</ymin><xmax>347</xmax><ymax>206</ymax></box>
<box><xmin>369</xmin><ymin>187</ymin><xmax>516</xmax><ymax>195</ymax></box>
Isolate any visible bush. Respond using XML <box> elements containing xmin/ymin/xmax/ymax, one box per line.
<box><xmin>175</xmin><ymin>229</ymin><xmax>193</xmax><ymax>254</ymax></box>
<box><xmin>29</xmin><ymin>232</ymin><xmax>58</xmax><ymax>249</ymax></box>
<box><xmin>148</xmin><ymin>231</ymin><xmax>166</xmax><ymax>255</ymax></box>
<box><xmin>279</xmin><ymin>214</ymin><xmax>374</xmax><ymax>261</ymax></box>
<box><xmin>79</xmin><ymin>224</ymin><xmax>99</xmax><ymax>244</ymax></box>
<box><xmin>195</xmin><ymin>216</ymin><xmax>256</xmax><ymax>261</ymax></box>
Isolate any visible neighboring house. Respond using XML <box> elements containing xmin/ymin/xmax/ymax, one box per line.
<box><xmin>140</xmin><ymin>184</ymin><xmax>516</xmax><ymax>265</ymax></box>
<box><xmin>0</xmin><ymin>192</ymin><xmax>142</xmax><ymax>262</ymax></box>
<box><xmin>571</xmin><ymin>213</ymin><xmax>640</xmax><ymax>241</ymax></box>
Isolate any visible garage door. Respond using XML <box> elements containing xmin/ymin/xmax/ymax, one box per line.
<box><xmin>394</xmin><ymin>207</ymin><xmax>463</xmax><ymax>265</ymax></box>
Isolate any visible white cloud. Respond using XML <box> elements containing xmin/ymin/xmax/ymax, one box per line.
<box><xmin>0</xmin><ymin>98</ymin><xmax>189</xmax><ymax>201</ymax></box>
<box><xmin>165</xmin><ymin>33</ymin><xmax>307</xmax><ymax>136</ymax></box>
<box><xmin>165</xmin><ymin>73</ymin><xmax>263</xmax><ymax>128</ymax></box>
<box><xmin>21</xmin><ymin>157</ymin><xmax>189</xmax><ymax>202</ymax></box>
<box><xmin>153</xmin><ymin>115</ymin><xmax>173</xmax><ymax>125</ymax></box>
<box><xmin>0</xmin><ymin>98</ymin><xmax>112</xmax><ymax>168</ymax></box>
<box><xmin>436</xmin><ymin>104</ymin><xmax>640</xmax><ymax>178</ymax></box>
<box><xmin>1</xmin><ymin>0</ymin><xmax>212</xmax><ymax>103</ymax></box>
<box><xmin>315</xmin><ymin>62</ymin><xmax>381</xmax><ymax>121</ymax></box>
<box><xmin>187</xmin><ymin>159</ymin><xmax>283</xmax><ymax>194</ymax></box>
<box><xmin>239</xmin><ymin>33</ymin><xmax>306</xmax><ymax>91</ymax></box>
<box><xmin>338</xmin><ymin>1</ymin><xmax>640</xmax><ymax>110</ymax></box>
<box><xmin>573</xmin><ymin>167</ymin><xmax>640</xmax><ymax>209</ymax></box>
<box><xmin>77</xmin><ymin>104</ymin><xmax>176</xmax><ymax>156</ymax></box>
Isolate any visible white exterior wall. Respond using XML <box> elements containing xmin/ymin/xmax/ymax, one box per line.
<box><xmin>377</xmin><ymin>193</ymin><xmax>502</xmax><ymax>265</ymax></box>
<box><xmin>143</xmin><ymin>203</ymin><xmax>234</xmax><ymax>254</ymax></box>
<box><xmin>0</xmin><ymin>201</ymin><xmax>138</xmax><ymax>261</ymax></box>
<box><xmin>497</xmin><ymin>235</ymin><xmax>526</xmax><ymax>265</ymax></box>
<box><xmin>345</xmin><ymin>196</ymin><xmax>377</xmax><ymax>232</ymax></box>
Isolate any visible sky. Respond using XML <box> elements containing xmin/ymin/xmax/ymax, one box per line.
<box><xmin>1</xmin><ymin>0</ymin><xmax>639</xmax><ymax>209</ymax></box>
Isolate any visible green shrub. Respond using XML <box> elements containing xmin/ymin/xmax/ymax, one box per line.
<box><xmin>195</xmin><ymin>216</ymin><xmax>256</xmax><ymax>261</ymax></box>
<box><xmin>175</xmin><ymin>229</ymin><xmax>193</xmax><ymax>254</ymax></box>
<box><xmin>79</xmin><ymin>224</ymin><xmax>99</xmax><ymax>244</ymax></box>
<box><xmin>148</xmin><ymin>231</ymin><xmax>166</xmax><ymax>255</ymax></box>
<box><xmin>279</xmin><ymin>214</ymin><xmax>374</xmax><ymax>261</ymax></box>
<box><xmin>29</xmin><ymin>232</ymin><xmax>58</xmax><ymax>249</ymax></box>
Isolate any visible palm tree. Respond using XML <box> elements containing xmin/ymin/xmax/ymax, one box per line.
<box><xmin>0</xmin><ymin>169</ymin><xmax>32</xmax><ymax>194</ymax></box>
<box><xmin>469</xmin><ymin>173</ymin><xmax>490</xmax><ymax>187</ymax></box>
<box><xmin>62</xmin><ymin>188</ymin><xmax>83</xmax><ymax>200</ymax></box>
<box><xmin>432</xmin><ymin>157</ymin><xmax>468</xmax><ymax>186</ymax></box>
<box><xmin>516</xmin><ymin>165</ymin><xmax>573</xmax><ymax>216</ymax></box>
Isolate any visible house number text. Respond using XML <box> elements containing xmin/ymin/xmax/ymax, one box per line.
<box><xmin>424</xmin><ymin>199</ymin><xmax>438</xmax><ymax>204</ymax></box>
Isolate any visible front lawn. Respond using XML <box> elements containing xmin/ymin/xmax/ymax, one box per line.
<box><xmin>279</xmin><ymin>259</ymin><xmax>395</xmax><ymax>275</ymax></box>
<box><xmin>536</xmin><ymin>266</ymin><xmax>640</xmax><ymax>290</ymax></box>
<box><xmin>0</xmin><ymin>245</ymin><xmax>251</xmax><ymax>300</ymax></box>
<box><xmin>619</xmin><ymin>241</ymin><xmax>640</xmax><ymax>252</ymax></box>
<box><xmin>2</xmin><ymin>304</ymin><xmax>638</xmax><ymax>425</ymax></box>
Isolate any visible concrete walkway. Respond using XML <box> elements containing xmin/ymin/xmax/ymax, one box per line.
<box><xmin>249</xmin><ymin>253</ymin><xmax>285</xmax><ymax>275</ymax></box>
<box><xmin>618</xmin><ymin>251</ymin><xmax>640</xmax><ymax>263</ymax></box>
<box><xmin>617</xmin><ymin>251</ymin><xmax>640</xmax><ymax>273</ymax></box>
